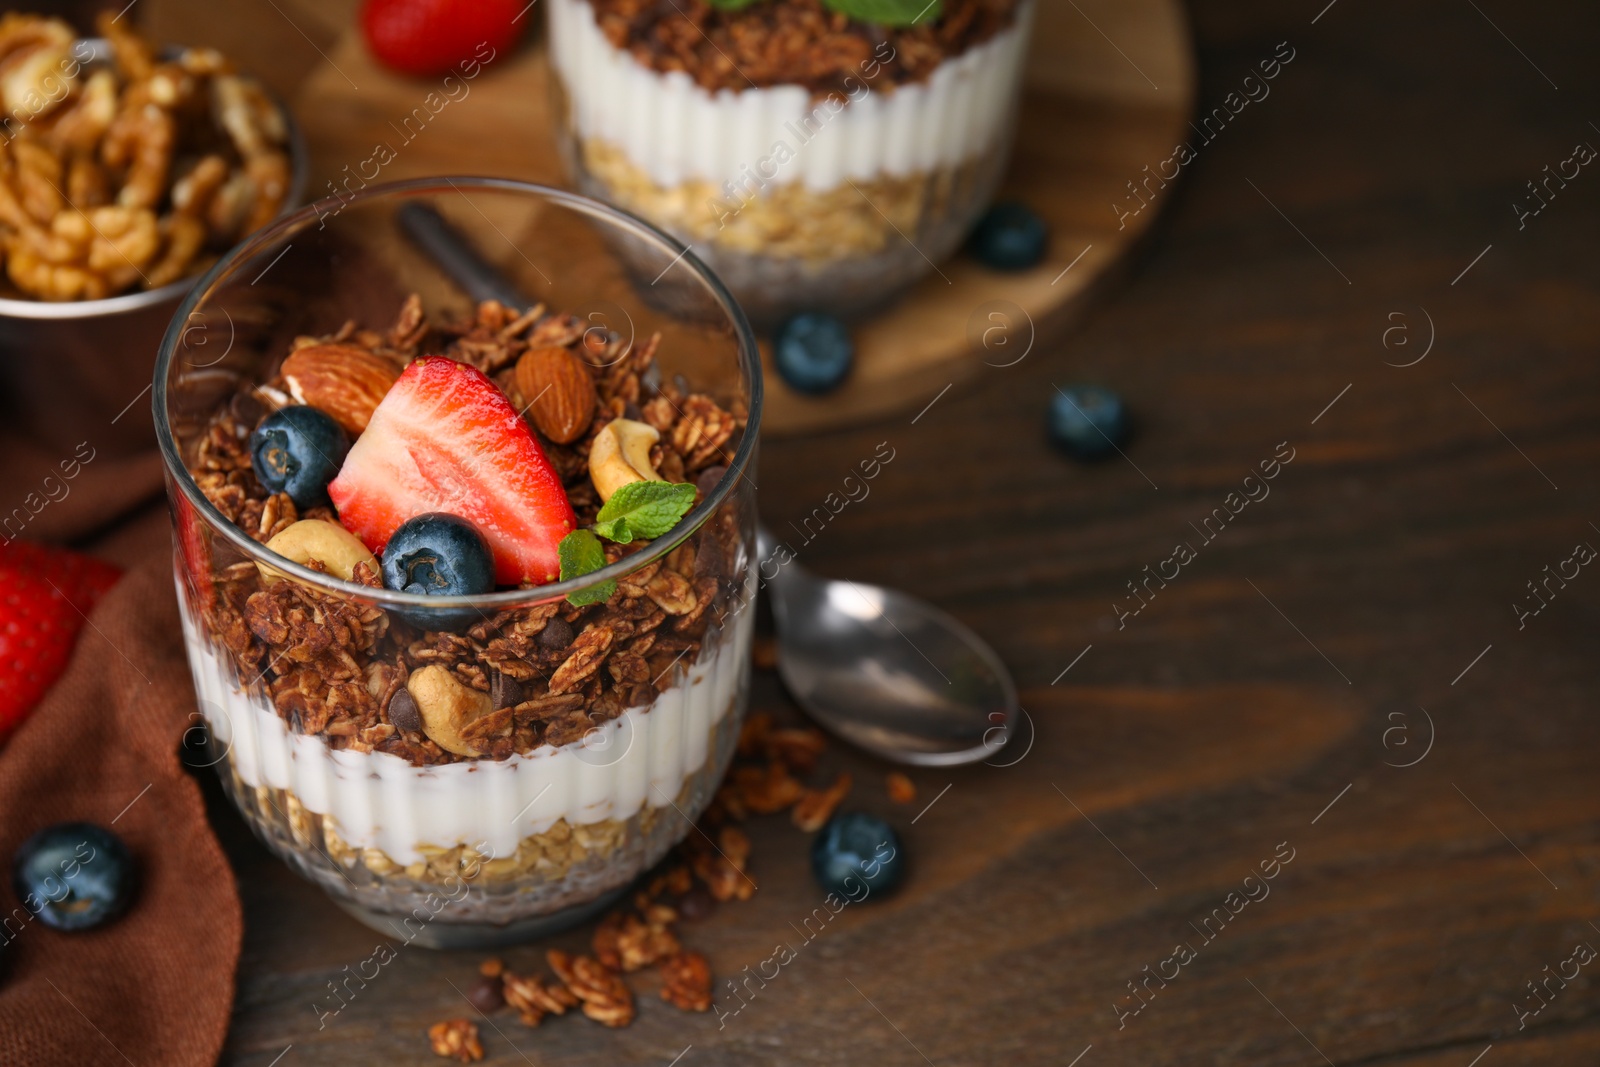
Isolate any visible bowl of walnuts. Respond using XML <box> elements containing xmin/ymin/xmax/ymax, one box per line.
<box><xmin>0</xmin><ymin>11</ymin><xmax>306</xmax><ymax>456</ymax></box>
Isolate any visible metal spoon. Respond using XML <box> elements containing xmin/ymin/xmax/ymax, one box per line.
<box><xmin>398</xmin><ymin>205</ymin><xmax>1018</xmax><ymax>765</ymax></box>
<box><xmin>758</xmin><ymin>528</ymin><xmax>1016</xmax><ymax>766</ymax></box>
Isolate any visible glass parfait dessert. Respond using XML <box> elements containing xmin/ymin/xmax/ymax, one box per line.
<box><xmin>548</xmin><ymin>0</ymin><xmax>1036</xmax><ymax>325</ymax></box>
<box><xmin>156</xmin><ymin>178</ymin><xmax>761</xmax><ymax>948</ymax></box>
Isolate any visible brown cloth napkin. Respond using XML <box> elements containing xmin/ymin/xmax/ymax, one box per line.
<box><xmin>0</xmin><ymin>440</ymin><xmax>239</xmax><ymax>1067</ymax></box>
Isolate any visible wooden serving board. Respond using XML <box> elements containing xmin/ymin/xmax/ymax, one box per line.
<box><xmin>149</xmin><ymin>0</ymin><xmax>1196</xmax><ymax>436</ymax></box>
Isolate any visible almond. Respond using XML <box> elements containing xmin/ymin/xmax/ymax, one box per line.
<box><xmin>515</xmin><ymin>345</ymin><xmax>596</xmax><ymax>444</ymax></box>
<box><xmin>280</xmin><ymin>343</ymin><xmax>401</xmax><ymax>436</ymax></box>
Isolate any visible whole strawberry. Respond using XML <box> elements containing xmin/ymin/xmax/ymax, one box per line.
<box><xmin>361</xmin><ymin>0</ymin><xmax>526</xmax><ymax>77</ymax></box>
<box><xmin>0</xmin><ymin>542</ymin><xmax>121</xmax><ymax>745</ymax></box>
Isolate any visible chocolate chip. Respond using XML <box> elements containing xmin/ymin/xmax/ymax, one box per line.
<box><xmin>388</xmin><ymin>687</ymin><xmax>422</xmax><ymax>733</ymax></box>
<box><xmin>538</xmin><ymin>617</ymin><xmax>574</xmax><ymax>651</ymax></box>
<box><xmin>466</xmin><ymin>975</ymin><xmax>505</xmax><ymax>1013</ymax></box>
<box><xmin>622</xmin><ymin>401</ymin><xmax>645</xmax><ymax>422</ymax></box>
<box><xmin>695</xmin><ymin>465</ymin><xmax>727</xmax><ymax>498</ymax></box>
<box><xmin>490</xmin><ymin>671</ymin><xmax>524</xmax><ymax>710</ymax></box>
<box><xmin>677</xmin><ymin>885</ymin><xmax>716</xmax><ymax>921</ymax></box>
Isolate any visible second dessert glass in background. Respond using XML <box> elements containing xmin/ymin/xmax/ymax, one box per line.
<box><xmin>548</xmin><ymin>0</ymin><xmax>1036</xmax><ymax>326</ymax></box>
<box><xmin>156</xmin><ymin>178</ymin><xmax>761</xmax><ymax>948</ymax></box>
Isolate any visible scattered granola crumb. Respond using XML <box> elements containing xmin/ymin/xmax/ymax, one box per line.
<box><xmin>728</xmin><ymin>760</ymin><xmax>806</xmax><ymax>815</ymax></box>
<box><xmin>548</xmin><ymin>949</ymin><xmax>636</xmax><ymax>1027</ymax></box>
<box><xmin>660</xmin><ymin>951</ymin><xmax>713</xmax><ymax>1012</ymax></box>
<box><xmin>793</xmin><ymin>771</ymin><xmax>853</xmax><ymax>832</ymax></box>
<box><xmin>503</xmin><ymin>968</ymin><xmax>579</xmax><ymax>1027</ymax></box>
<box><xmin>737</xmin><ymin>710</ymin><xmax>772</xmax><ymax>756</ymax></box>
<box><xmin>887</xmin><ymin>772</ymin><xmax>917</xmax><ymax>804</ymax></box>
<box><xmin>429</xmin><ymin>711</ymin><xmax>844</xmax><ymax>1033</ymax></box>
<box><xmin>661</xmin><ymin>865</ymin><xmax>693</xmax><ymax>896</ymax></box>
<box><xmin>766</xmin><ymin>726</ymin><xmax>827</xmax><ymax>775</ymax></box>
<box><xmin>428</xmin><ymin>1019</ymin><xmax>484</xmax><ymax>1062</ymax></box>
<box><xmin>593</xmin><ymin>905</ymin><xmax>681</xmax><ymax>972</ymax></box>
<box><xmin>689</xmin><ymin>824</ymin><xmax>757</xmax><ymax>902</ymax></box>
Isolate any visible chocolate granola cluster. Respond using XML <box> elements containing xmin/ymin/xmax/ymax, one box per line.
<box><xmin>587</xmin><ymin>0</ymin><xmax>1022</xmax><ymax>95</ymax></box>
<box><xmin>184</xmin><ymin>296</ymin><xmax>747</xmax><ymax>767</ymax></box>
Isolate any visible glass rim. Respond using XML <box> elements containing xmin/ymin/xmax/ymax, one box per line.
<box><xmin>153</xmin><ymin>176</ymin><xmax>763</xmax><ymax>610</ymax></box>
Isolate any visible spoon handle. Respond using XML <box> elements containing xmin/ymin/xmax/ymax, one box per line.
<box><xmin>755</xmin><ymin>523</ymin><xmax>794</xmax><ymax>591</ymax></box>
<box><xmin>397</xmin><ymin>202</ymin><xmax>532</xmax><ymax>310</ymax></box>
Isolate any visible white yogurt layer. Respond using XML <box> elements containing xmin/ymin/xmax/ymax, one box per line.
<box><xmin>549</xmin><ymin>0</ymin><xmax>1034</xmax><ymax>191</ymax></box>
<box><xmin>178</xmin><ymin>585</ymin><xmax>753</xmax><ymax>866</ymax></box>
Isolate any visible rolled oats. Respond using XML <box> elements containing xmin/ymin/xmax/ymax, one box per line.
<box><xmin>583</xmin><ymin>138</ymin><xmax>982</xmax><ymax>264</ymax></box>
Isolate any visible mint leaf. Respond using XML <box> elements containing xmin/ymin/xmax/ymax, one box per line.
<box><xmin>558</xmin><ymin>529</ymin><xmax>615</xmax><ymax>606</ymax></box>
<box><xmin>594</xmin><ymin>481</ymin><xmax>698</xmax><ymax>542</ymax></box>
<box><xmin>823</xmin><ymin>0</ymin><xmax>940</xmax><ymax>25</ymax></box>
<box><xmin>706</xmin><ymin>0</ymin><xmax>765</xmax><ymax>8</ymax></box>
<box><xmin>592</xmin><ymin>517</ymin><xmax>634</xmax><ymax>544</ymax></box>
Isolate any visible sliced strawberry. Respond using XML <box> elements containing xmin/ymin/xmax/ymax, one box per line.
<box><xmin>173</xmin><ymin>490</ymin><xmax>214</xmax><ymax>610</ymax></box>
<box><xmin>0</xmin><ymin>542</ymin><xmax>121</xmax><ymax>744</ymax></box>
<box><xmin>328</xmin><ymin>357</ymin><xmax>577</xmax><ymax>586</ymax></box>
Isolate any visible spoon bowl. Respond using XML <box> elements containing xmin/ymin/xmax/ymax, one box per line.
<box><xmin>760</xmin><ymin>528</ymin><xmax>1017</xmax><ymax>766</ymax></box>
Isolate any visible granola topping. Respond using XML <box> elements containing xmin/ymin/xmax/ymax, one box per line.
<box><xmin>585</xmin><ymin>0</ymin><xmax>1022</xmax><ymax>96</ymax></box>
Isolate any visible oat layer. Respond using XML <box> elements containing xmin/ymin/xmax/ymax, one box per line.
<box><xmin>214</xmin><ymin>703</ymin><xmax>742</xmax><ymax>925</ymax></box>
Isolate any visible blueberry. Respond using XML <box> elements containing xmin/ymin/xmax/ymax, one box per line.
<box><xmin>968</xmin><ymin>201</ymin><xmax>1049</xmax><ymax>271</ymax></box>
<box><xmin>774</xmin><ymin>313</ymin><xmax>853</xmax><ymax>395</ymax></box>
<box><xmin>381</xmin><ymin>513</ymin><xmax>495</xmax><ymax>629</ymax></box>
<box><xmin>249</xmin><ymin>406</ymin><xmax>349</xmax><ymax>509</ymax></box>
<box><xmin>810</xmin><ymin>812</ymin><xmax>904</xmax><ymax>900</ymax></box>
<box><xmin>12</xmin><ymin>823</ymin><xmax>135</xmax><ymax>932</ymax></box>
<box><xmin>1048</xmin><ymin>385</ymin><xmax>1129</xmax><ymax>461</ymax></box>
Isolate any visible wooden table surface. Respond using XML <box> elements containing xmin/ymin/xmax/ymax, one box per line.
<box><xmin>163</xmin><ymin>1</ymin><xmax>1600</xmax><ymax>1063</ymax></box>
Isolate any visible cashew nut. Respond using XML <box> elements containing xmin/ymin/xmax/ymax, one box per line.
<box><xmin>407</xmin><ymin>665</ymin><xmax>494</xmax><ymax>757</ymax></box>
<box><xmin>258</xmin><ymin>519</ymin><xmax>378</xmax><ymax>585</ymax></box>
<box><xmin>588</xmin><ymin>418</ymin><xmax>663</xmax><ymax>502</ymax></box>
